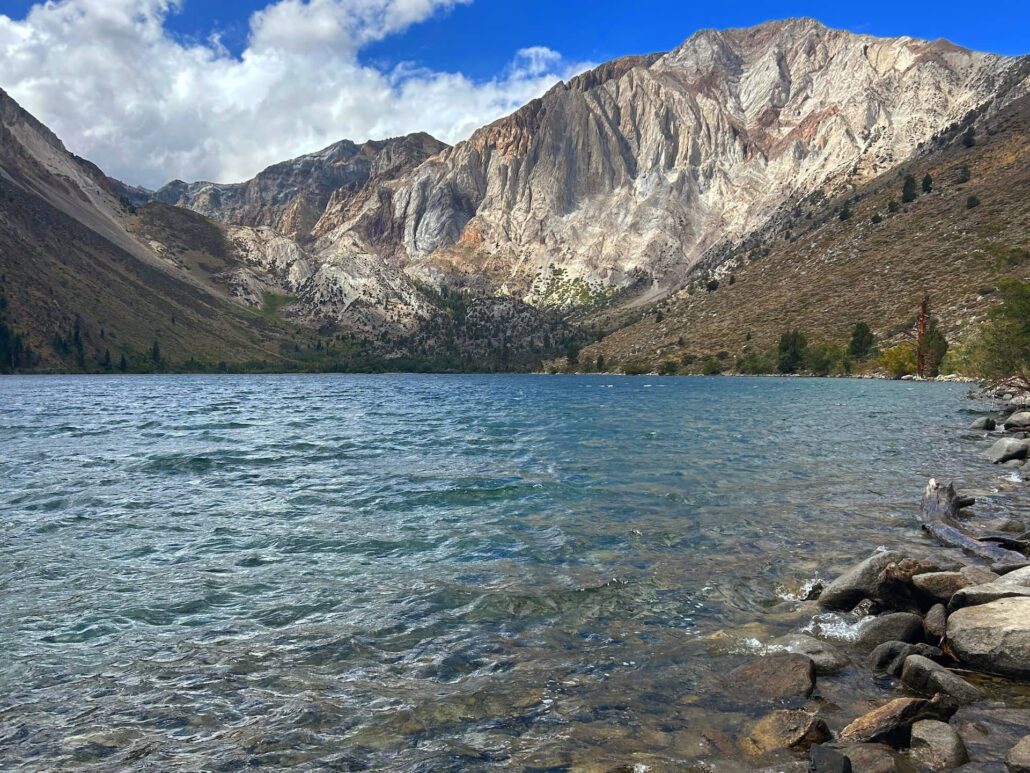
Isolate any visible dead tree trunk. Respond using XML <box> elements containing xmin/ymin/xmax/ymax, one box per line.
<box><xmin>919</xmin><ymin>479</ymin><xmax>1026</xmax><ymax>563</ymax></box>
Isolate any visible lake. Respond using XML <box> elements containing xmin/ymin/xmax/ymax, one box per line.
<box><xmin>0</xmin><ymin>374</ymin><xmax>1017</xmax><ymax>770</ymax></box>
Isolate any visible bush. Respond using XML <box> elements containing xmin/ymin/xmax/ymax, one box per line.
<box><xmin>871</xmin><ymin>213</ymin><xmax>883</xmax><ymax>224</ymax></box>
<box><xmin>736</xmin><ymin>350</ymin><xmax>777</xmax><ymax>374</ymax></box>
<box><xmin>804</xmin><ymin>343</ymin><xmax>849</xmax><ymax>376</ymax></box>
<box><xmin>659</xmin><ymin>359</ymin><xmax>679</xmax><ymax>375</ymax></box>
<box><xmin>778</xmin><ymin>329</ymin><xmax>807</xmax><ymax>374</ymax></box>
<box><xmin>956</xmin><ymin>164</ymin><xmax>970</xmax><ymax>184</ymax></box>
<box><xmin>701</xmin><ymin>357</ymin><xmax>723</xmax><ymax>376</ymax></box>
<box><xmin>901</xmin><ymin>174</ymin><xmax>918</xmax><ymax>203</ymax></box>
<box><xmin>878</xmin><ymin>342</ymin><xmax>918</xmax><ymax>378</ymax></box>
<box><xmin>887</xmin><ymin>200</ymin><xmax>899</xmax><ymax>214</ymax></box>
<box><xmin>622</xmin><ymin>362</ymin><xmax>649</xmax><ymax>376</ymax></box>
<box><xmin>967</xmin><ymin>195</ymin><xmax>980</xmax><ymax>209</ymax></box>
<box><xmin>848</xmin><ymin>321</ymin><xmax>876</xmax><ymax>360</ymax></box>
<box><xmin>706</xmin><ymin>279</ymin><xmax>720</xmax><ymax>292</ymax></box>
<box><xmin>922</xmin><ymin>174</ymin><xmax>933</xmax><ymax>193</ymax></box>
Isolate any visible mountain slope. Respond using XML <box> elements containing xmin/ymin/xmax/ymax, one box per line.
<box><xmin>577</xmin><ymin>91</ymin><xmax>1030</xmax><ymax>371</ymax></box>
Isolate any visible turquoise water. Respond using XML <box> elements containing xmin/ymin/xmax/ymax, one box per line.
<box><xmin>0</xmin><ymin>375</ymin><xmax>1010</xmax><ymax>770</ymax></box>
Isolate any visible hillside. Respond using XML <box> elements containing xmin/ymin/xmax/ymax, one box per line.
<box><xmin>578</xmin><ymin>92</ymin><xmax>1030</xmax><ymax>372</ymax></box>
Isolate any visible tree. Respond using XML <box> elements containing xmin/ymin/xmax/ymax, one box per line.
<box><xmin>879</xmin><ymin>342</ymin><xmax>918</xmax><ymax>378</ymax></box>
<box><xmin>962</xmin><ymin>126</ymin><xmax>976</xmax><ymax>148</ymax></box>
<box><xmin>101</xmin><ymin>349</ymin><xmax>112</xmax><ymax>370</ymax></box>
<box><xmin>777</xmin><ymin>329</ymin><xmax>807</xmax><ymax>374</ymax></box>
<box><xmin>967</xmin><ymin>195</ymin><xmax>980</xmax><ymax>209</ymax></box>
<box><xmin>119</xmin><ymin>353</ymin><xmax>128</xmax><ymax>372</ymax></box>
<box><xmin>595</xmin><ymin>354</ymin><xmax>605</xmax><ymax>372</ymax></box>
<box><xmin>970</xmin><ymin>279</ymin><xmax>1030</xmax><ymax>389</ymax></box>
<box><xmin>706</xmin><ymin>279</ymin><xmax>720</xmax><ymax>292</ymax></box>
<box><xmin>901</xmin><ymin>174</ymin><xmax>918</xmax><ymax>203</ymax></box>
<box><xmin>920</xmin><ymin>326</ymin><xmax>949</xmax><ymax>377</ymax></box>
<box><xmin>701</xmin><ymin>357</ymin><xmax>723</xmax><ymax>376</ymax></box>
<box><xmin>922</xmin><ymin>174</ymin><xmax>933</xmax><ymax>194</ymax></box>
<box><xmin>956</xmin><ymin>164</ymin><xmax>971</xmax><ymax>184</ymax></box>
<box><xmin>848</xmin><ymin>322</ymin><xmax>876</xmax><ymax>360</ymax></box>
<box><xmin>151</xmin><ymin>339</ymin><xmax>162</xmax><ymax>369</ymax></box>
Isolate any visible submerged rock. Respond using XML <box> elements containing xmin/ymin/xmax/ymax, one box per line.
<box><xmin>901</xmin><ymin>655</ymin><xmax>983</xmax><ymax>705</ymax></box>
<box><xmin>856</xmin><ymin>613</ymin><xmax>924</xmax><ymax>648</ymax></box>
<box><xmin>840</xmin><ymin>742</ymin><xmax>898</xmax><ymax>772</ymax></box>
<box><xmin>810</xmin><ymin>744</ymin><xmax>853</xmax><ymax>772</ymax></box>
<box><xmin>770</xmin><ymin>633</ymin><xmax>849</xmax><ymax>675</ymax></box>
<box><xmin>723</xmin><ymin>653</ymin><xmax>816</xmax><ymax>703</ymax></box>
<box><xmin>1008</xmin><ymin>735</ymin><xmax>1030</xmax><ymax>773</ymax></box>
<box><xmin>947</xmin><ymin>597</ymin><xmax>1030</xmax><ymax>678</ymax></box>
<box><xmin>971</xmin><ymin>417</ymin><xmax>997</xmax><ymax>431</ymax></box>
<box><xmin>984</xmin><ymin>438</ymin><xmax>1030</xmax><ymax>464</ymax></box>
<box><xmin>740</xmin><ymin>709</ymin><xmax>831</xmax><ymax>756</ymax></box>
<box><xmin>910</xmin><ymin>719</ymin><xmax>968</xmax><ymax>770</ymax></box>
<box><xmin>868</xmin><ymin>641</ymin><xmax>943</xmax><ymax>677</ymax></box>
<box><xmin>820</xmin><ymin>551</ymin><xmax>904</xmax><ymax>610</ymax></box>
<box><xmin>840</xmin><ymin>695</ymin><xmax>957</xmax><ymax>746</ymax></box>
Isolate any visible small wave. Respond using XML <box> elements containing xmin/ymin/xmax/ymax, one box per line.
<box><xmin>776</xmin><ymin>577</ymin><xmax>825</xmax><ymax>602</ymax></box>
<box><xmin>800</xmin><ymin>612</ymin><xmax>873</xmax><ymax>642</ymax></box>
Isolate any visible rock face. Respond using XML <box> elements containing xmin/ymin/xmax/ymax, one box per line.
<box><xmin>947</xmin><ymin>597</ymin><xmax>1030</xmax><ymax>678</ymax></box>
<box><xmin>820</xmin><ymin>551</ymin><xmax>904</xmax><ymax>610</ymax></box>
<box><xmin>909</xmin><ymin>720</ymin><xmax>968</xmax><ymax>770</ymax></box>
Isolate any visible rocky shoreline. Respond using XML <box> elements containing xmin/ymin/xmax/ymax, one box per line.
<box><xmin>710</xmin><ymin>387</ymin><xmax>1030</xmax><ymax>772</ymax></box>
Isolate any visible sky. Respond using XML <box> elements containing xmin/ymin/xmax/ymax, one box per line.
<box><xmin>0</xmin><ymin>0</ymin><xmax>1026</xmax><ymax>189</ymax></box>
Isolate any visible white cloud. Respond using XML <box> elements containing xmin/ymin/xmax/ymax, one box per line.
<box><xmin>0</xmin><ymin>0</ymin><xmax>592</xmax><ymax>188</ymax></box>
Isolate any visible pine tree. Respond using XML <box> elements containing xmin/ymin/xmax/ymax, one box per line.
<box><xmin>848</xmin><ymin>322</ymin><xmax>876</xmax><ymax>360</ymax></box>
<box><xmin>901</xmin><ymin>174</ymin><xmax>918</xmax><ymax>203</ymax></box>
<box><xmin>922</xmin><ymin>174</ymin><xmax>933</xmax><ymax>194</ymax></box>
<box><xmin>151</xmin><ymin>340</ymin><xmax>161</xmax><ymax>369</ymax></box>
<box><xmin>119</xmin><ymin>353</ymin><xmax>128</xmax><ymax>372</ymax></box>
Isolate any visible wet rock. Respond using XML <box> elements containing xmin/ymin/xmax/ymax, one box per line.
<box><xmin>1007</xmin><ymin>735</ymin><xmax>1030</xmax><ymax>772</ymax></box>
<box><xmin>856</xmin><ymin>613</ymin><xmax>924</xmax><ymax>648</ymax></box>
<box><xmin>951</xmin><ymin>705</ymin><xmax>1030</xmax><ymax>769</ymax></box>
<box><xmin>852</xmin><ymin>598</ymin><xmax>883</xmax><ymax>617</ymax></box>
<box><xmin>840</xmin><ymin>695</ymin><xmax>958</xmax><ymax>745</ymax></box>
<box><xmin>962</xmin><ymin>565</ymin><xmax>1002</xmax><ymax>585</ymax></box>
<box><xmin>868</xmin><ymin>641</ymin><xmax>943</xmax><ymax>676</ymax></box>
<box><xmin>770</xmin><ymin>633</ymin><xmax>849</xmax><ymax>675</ymax></box>
<box><xmin>948</xmin><ymin>580</ymin><xmax>1030</xmax><ymax>611</ymax></box>
<box><xmin>1005</xmin><ymin>412</ymin><xmax>1030</xmax><ymax>431</ymax></box>
<box><xmin>910</xmin><ymin>719</ymin><xmax>968</xmax><ymax>769</ymax></box>
<box><xmin>841</xmin><ymin>742</ymin><xmax>898</xmax><ymax>771</ymax></box>
<box><xmin>984</xmin><ymin>438</ymin><xmax>1030</xmax><ymax>464</ymax></box>
<box><xmin>913</xmin><ymin>572</ymin><xmax>970</xmax><ymax>604</ymax></box>
<box><xmin>971</xmin><ymin>417</ymin><xmax>997</xmax><ymax>430</ymax></box>
<box><xmin>740</xmin><ymin>709</ymin><xmax>831</xmax><ymax>756</ymax></box>
<box><xmin>900</xmin><ymin>655</ymin><xmax>983</xmax><ymax>705</ymax></box>
<box><xmin>947</xmin><ymin>597</ymin><xmax>1030</xmax><ymax>678</ymax></box>
<box><xmin>925</xmin><ymin>604</ymin><xmax>948</xmax><ymax>642</ymax></box>
<box><xmin>810</xmin><ymin>744</ymin><xmax>853</xmax><ymax>772</ymax></box>
<box><xmin>723</xmin><ymin>653</ymin><xmax>816</xmax><ymax>703</ymax></box>
<box><xmin>820</xmin><ymin>551</ymin><xmax>905</xmax><ymax>610</ymax></box>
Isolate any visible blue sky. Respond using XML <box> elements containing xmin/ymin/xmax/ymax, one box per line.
<box><xmin>0</xmin><ymin>0</ymin><xmax>1025</xmax><ymax>187</ymax></box>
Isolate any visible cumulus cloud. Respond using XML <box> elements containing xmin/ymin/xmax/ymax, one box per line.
<box><xmin>0</xmin><ymin>0</ymin><xmax>592</xmax><ymax>187</ymax></box>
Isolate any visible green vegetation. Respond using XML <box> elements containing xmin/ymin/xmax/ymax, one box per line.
<box><xmin>260</xmin><ymin>292</ymin><xmax>296</xmax><ymax>320</ymax></box>
<box><xmin>777</xmin><ymin>329</ymin><xmax>808</xmax><ymax>374</ymax></box>
<box><xmin>965</xmin><ymin>279</ymin><xmax>1030</xmax><ymax>389</ymax></box>
<box><xmin>967</xmin><ymin>195</ymin><xmax>981</xmax><ymax>209</ymax></box>
<box><xmin>922</xmin><ymin>174</ymin><xmax>933</xmax><ymax>194</ymax></box>
<box><xmin>919</xmin><ymin>326</ymin><xmax>949</xmax><ymax>378</ymax></box>
<box><xmin>956</xmin><ymin>164</ymin><xmax>971</xmax><ymax>184</ymax></box>
<box><xmin>0</xmin><ymin>279</ymin><xmax>36</xmax><ymax>373</ymax></box>
<box><xmin>901</xmin><ymin>174</ymin><xmax>918</xmax><ymax>203</ymax></box>
<box><xmin>878</xmin><ymin>342</ymin><xmax>918</xmax><ymax>378</ymax></box>
<box><xmin>887</xmin><ymin>200</ymin><xmax>899</xmax><ymax>214</ymax></box>
<box><xmin>622</xmin><ymin>362</ymin><xmax>649</xmax><ymax>375</ymax></box>
<box><xmin>659</xmin><ymin>359</ymin><xmax>679</xmax><ymax>375</ymax></box>
<box><xmin>848</xmin><ymin>321</ymin><xmax>876</xmax><ymax>361</ymax></box>
<box><xmin>701</xmin><ymin>357</ymin><xmax>723</xmax><ymax>376</ymax></box>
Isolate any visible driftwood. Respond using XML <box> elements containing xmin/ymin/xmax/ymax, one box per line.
<box><xmin>919</xmin><ymin>479</ymin><xmax>1026</xmax><ymax>564</ymax></box>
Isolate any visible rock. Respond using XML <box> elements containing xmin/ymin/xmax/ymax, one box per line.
<box><xmin>856</xmin><ymin>613</ymin><xmax>924</xmax><ymax>648</ymax></box>
<box><xmin>740</xmin><ymin>709</ymin><xmax>831</xmax><ymax>756</ymax></box>
<box><xmin>840</xmin><ymin>695</ymin><xmax>957</xmax><ymax>745</ymax></box>
<box><xmin>999</xmin><ymin>566</ymin><xmax>1030</xmax><ymax>585</ymax></box>
<box><xmin>913</xmin><ymin>572</ymin><xmax>970</xmax><ymax>604</ymax></box>
<box><xmin>852</xmin><ymin>598</ymin><xmax>883</xmax><ymax>617</ymax></box>
<box><xmin>900</xmin><ymin>655</ymin><xmax>983</xmax><ymax>705</ymax></box>
<box><xmin>868</xmin><ymin>641</ymin><xmax>943</xmax><ymax>676</ymax></box>
<box><xmin>1003</xmin><ymin>459</ymin><xmax>1026</xmax><ymax>468</ymax></box>
<box><xmin>723</xmin><ymin>653</ymin><xmax>816</xmax><ymax>703</ymax></box>
<box><xmin>1005</xmin><ymin>412</ymin><xmax>1030</xmax><ymax>431</ymax></box>
<box><xmin>949</xmin><ymin>580</ymin><xmax>1030</xmax><ymax>611</ymax></box>
<box><xmin>925</xmin><ymin>604</ymin><xmax>948</xmax><ymax>641</ymax></box>
<box><xmin>1007</xmin><ymin>735</ymin><xmax>1030</xmax><ymax>772</ymax></box>
<box><xmin>770</xmin><ymin>633</ymin><xmax>849</xmax><ymax>675</ymax></box>
<box><xmin>841</xmin><ymin>743</ymin><xmax>898</xmax><ymax>772</ymax></box>
<box><xmin>910</xmin><ymin>719</ymin><xmax>969</xmax><ymax>769</ymax></box>
<box><xmin>947</xmin><ymin>597</ymin><xmax>1030</xmax><ymax>678</ymax></box>
<box><xmin>820</xmin><ymin>551</ymin><xmax>905</xmax><ymax>610</ymax></box>
<box><xmin>971</xmin><ymin>416</ymin><xmax>997</xmax><ymax>430</ymax></box>
<box><xmin>810</xmin><ymin>744</ymin><xmax>853</xmax><ymax>772</ymax></box>
<box><xmin>994</xmin><ymin>561</ymin><xmax>1030</xmax><ymax>576</ymax></box>
<box><xmin>961</xmin><ymin>565</ymin><xmax>1001</xmax><ymax>585</ymax></box>
<box><xmin>984</xmin><ymin>438</ymin><xmax>1030</xmax><ymax>464</ymax></box>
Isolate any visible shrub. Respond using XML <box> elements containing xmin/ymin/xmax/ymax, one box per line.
<box><xmin>887</xmin><ymin>200</ymin><xmax>899</xmax><ymax>214</ymax></box>
<box><xmin>736</xmin><ymin>350</ymin><xmax>777</xmax><ymax>374</ymax></box>
<box><xmin>777</xmin><ymin>329</ymin><xmax>807</xmax><ymax>374</ymax></box>
<box><xmin>804</xmin><ymin>343</ymin><xmax>848</xmax><ymax>376</ymax></box>
<box><xmin>922</xmin><ymin>174</ymin><xmax>933</xmax><ymax>193</ymax></box>
<box><xmin>848</xmin><ymin>322</ymin><xmax>876</xmax><ymax>360</ymax></box>
<box><xmin>706</xmin><ymin>279</ymin><xmax>720</xmax><ymax>292</ymax></box>
<box><xmin>871</xmin><ymin>213</ymin><xmax>883</xmax><ymax>224</ymax></box>
<box><xmin>701</xmin><ymin>357</ymin><xmax>723</xmax><ymax>376</ymax></box>
<box><xmin>901</xmin><ymin>174</ymin><xmax>918</xmax><ymax>203</ymax></box>
<box><xmin>623</xmin><ymin>362</ymin><xmax>649</xmax><ymax>376</ymax></box>
<box><xmin>659</xmin><ymin>359</ymin><xmax>679</xmax><ymax>375</ymax></box>
<box><xmin>596</xmin><ymin>354</ymin><xmax>605</xmax><ymax>372</ymax></box>
<box><xmin>878</xmin><ymin>342</ymin><xmax>918</xmax><ymax>378</ymax></box>
<box><xmin>956</xmin><ymin>164</ymin><xmax>970</xmax><ymax>184</ymax></box>
<box><xmin>967</xmin><ymin>195</ymin><xmax>980</xmax><ymax>209</ymax></box>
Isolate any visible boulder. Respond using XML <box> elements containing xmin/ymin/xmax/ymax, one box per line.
<box><xmin>947</xmin><ymin>597</ymin><xmax>1030</xmax><ymax>678</ymax></box>
<box><xmin>810</xmin><ymin>744</ymin><xmax>853</xmax><ymax>772</ymax></box>
<box><xmin>971</xmin><ymin>416</ymin><xmax>997</xmax><ymax>430</ymax></box>
<box><xmin>913</xmin><ymin>572</ymin><xmax>970</xmax><ymax>604</ymax></box>
<box><xmin>842</xmin><ymin>743</ymin><xmax>897</xmax><ymax>772</ymax></box>
<box><xmin>771</xmin><ymin>633</ymin><xmax>849</xmax><ymax>675</ymax></box>
<box><xmin>900</xmin><ymin>655</ymin><xmax>983</xmax><ymax>705</ymax></box>
<box><xmin>820</xmin><ymin>551</ymin><xmax>905</xmax><ymax>610</ymax></box>
<box><xmin>840</xmin><ymin>695</ymin><xmax>957</xmax><ymax>746</ymax></box>
<box><xmin>868</xmin><ymin>641</ymin><xmax>943</xmax><ymax>677</ymax></box>
<box><xmin>909</xmin><ymin>719</ymin><xmax>968</xmax><ymax>770</ymax></box>
<box><xmin>723</xmin><ymin>653</ymin><xmax>816</xmax><ymax>703</ymax></box>
<box><xmin>999</xmin><ymin>565</ymin><xmax>1030</xmax><ymax>585</ymax></box>
<box><xmin>924</xmin><ymin>604</ymin><xmax>948</xmax><ymax>642</ymax></box>
<box><xmin>961</xmin><ymin>565</ymin><xmax>1001</xmax><ymax>585</ymax></box>
<box><xmin>1005</xmin><ymin>412</ymin><xmax>1030</xmax><ymax>431</ymax></box>
<box><xmin>740</xmin><ymin>709</ymin><xmax>831</xmax><ymax>756</ymax></box>
<box><xmin>994</xmin><ymin>560</ymin><xmax>1030</xmax><ymax>576</ymax></box>
<box><xmin>984</xmin><ymin>438</ymin><xmax>1030</xmax><ymax>464</ymax></box>
<box><xmin>856</xmin><ymin>613</ymin><xmax>924</xmax><ymax>648</ymax></box>
<box><xmin>1007</xmin><ymin>735</ymin><xmax>1030</xmax><ymax>773</ymax></box>
<box><xmin>948</xmin><ymin>580</ymin><xmax>1030</xmax><ymax>611</ymax></box>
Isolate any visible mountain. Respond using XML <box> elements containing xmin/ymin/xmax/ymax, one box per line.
<box><xmin>1</xmin><ymin>19</ymin><xmax>1028</xmax><ymax>373</ymax></box>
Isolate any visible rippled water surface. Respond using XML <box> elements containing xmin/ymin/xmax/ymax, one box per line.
<box><xmin>0</xmin><ymin>375</ymin><xmax>1021</xmax><ymax>771</ymax></box>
